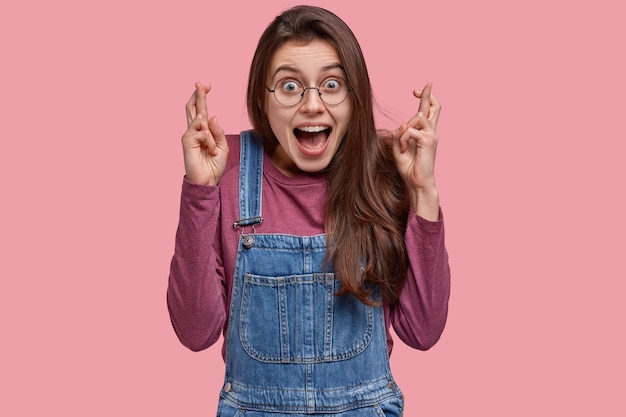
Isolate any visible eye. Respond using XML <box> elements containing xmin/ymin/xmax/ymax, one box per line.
<box><xmin>322</xmin><ymin>78</ymin><xmax>342</xmax><ymax>91</ymax></box>
<box><xmin>279</xmin><ymin>80</ymin><xmax>301</xmax><ymax>93</ymax></box>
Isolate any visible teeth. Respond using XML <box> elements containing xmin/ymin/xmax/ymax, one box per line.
<box><xmin>296</xmin><ymin>126</ymin><xmax>329</xmax><ymax>133</ymax></box>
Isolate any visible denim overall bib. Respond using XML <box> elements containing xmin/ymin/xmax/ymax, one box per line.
<box><xmin>217</xmin><ymin>131</ymin><xmax>403</xmax><ymax>416</ymax></box>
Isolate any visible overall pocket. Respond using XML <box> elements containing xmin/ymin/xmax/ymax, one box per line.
<box><xmin>373</xmin><ymin>395</ymin><xmax>405</xmax><ymax>417</ymax></box>
<box><xmin>239</xmin><ymin>273</ymin><xmax>373</xmax><ymax>363</ymax></box>
<box><xmin>216</xmin><ymin>398</ymin><xmax>245</xmax><ymax>417</ymax></box>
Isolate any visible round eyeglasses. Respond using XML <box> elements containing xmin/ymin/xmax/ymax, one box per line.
<box><xmin>266</xmin><ymin>76</ymin><xmax>352</xmax><ymax>107</ymax></box>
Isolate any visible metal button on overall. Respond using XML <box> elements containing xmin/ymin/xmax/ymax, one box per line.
<box><xmin>243</xmin><ymin>235</ymin><xmax>255</xmax><ymax>249</ymax></box>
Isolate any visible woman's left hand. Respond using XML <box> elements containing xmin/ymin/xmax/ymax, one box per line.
<box><xmin>391</xmin><ymin>83</ymin><xmax>442</xmax><ymax>219</ymax></box>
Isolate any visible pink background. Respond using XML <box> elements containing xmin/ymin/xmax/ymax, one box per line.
<box><xmin>1</xmin><ymin>0</ymin><xmax>624</xmax><ymax>415</ymax></box>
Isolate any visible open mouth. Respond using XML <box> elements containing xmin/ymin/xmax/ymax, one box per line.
<box><xmin>294</xmin><ymin>126</ymin><xmax>331</xmax><ymax>156</ymax></box>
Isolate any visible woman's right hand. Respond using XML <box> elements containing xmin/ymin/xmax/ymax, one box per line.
<box><xmin>181</xmin><ymin>83</ymin><xmax>229</xmax><ymax>186</ymax></box>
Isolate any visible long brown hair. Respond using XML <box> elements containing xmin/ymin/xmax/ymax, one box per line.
<box><xmin>247</xmin><ymin>5</ymin><xmax>409</xmax><ymax>305</ymax></box>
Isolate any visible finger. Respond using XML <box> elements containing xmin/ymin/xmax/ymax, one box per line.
<box><xmin>195</xmin><ymin>82</ymin><xmax>210</xmax><ymax>115</ymax></box>
<box><xmin>429</xmin><ymin>92</ymin><xmax>441</xmax><ymax>130</ymax></box>
<box><xmin>415</xmin><ymin>83</ymin><xmax>432</xmax><ymax>117</ymax></box>
<box><xmin>185</xmin><ymin>87</ymin><xmax>199</xmax><ymax>126</ymax></box>
<box><xmin>207</xmin><ymin>116</ymin><xmax>227</xmax><ymax>156</ymax></box>
<box><xmin>405</xmin><ymin>84</ymin><xmax>432</xmax><ymax>128</ymax></box>
<box><xmin>405</xmin><ymin>110</ymin><xmax>435</xmax><ymax>137</ymax></box>
<box><xmin>407</xmin><ymin>91</ymin><xmax>441</xmax><ymax>131</ymax></box>
<box><xmin>182</xmin><ymin>130</ymin><xmax>210</xmax><ymax>148</ymax></box>
<box><xmin>399</xmin><ymin>126</ymin><xmax>421</xmax><ymax>153</ymax></box>
<box><xmin>401</xmin><ymin>120</ymin><xmax>440</xmax><ymax>151</ymax></box>
<box><xmin>188</xmin><ymin>111</ymin><xmax>209</xmax><ymax>133</ymax></box>
<box><xmin>392</xmin><ymin>124</ymin><xmax>409</xmax><ymax>140</ymax></box>
<box><xmin>186</xmin><ymin>83</ymin><xmax>211</xmax><ymax>126</ymax></box>
<box><xmin>391</xmin><ymin>123</ymin><xmax>410</xmax><ymax>153</ymax></box>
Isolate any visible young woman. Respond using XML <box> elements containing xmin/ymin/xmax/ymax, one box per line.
<box><xmin>168</xmin><ymin>5</ymin><xmax>450</xmax><ymax>416</ymax></box>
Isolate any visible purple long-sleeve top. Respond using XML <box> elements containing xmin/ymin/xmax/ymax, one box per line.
<box><xmin>168</xmin><ymin>134</ymin><xmax>450</xmax><ymax>358</ymax></box>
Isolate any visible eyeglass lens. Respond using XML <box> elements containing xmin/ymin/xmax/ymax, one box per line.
<box><xmin>271</xmin><ymin>77</ymin><xmax>349</xmax><ymax>106</ymax></box>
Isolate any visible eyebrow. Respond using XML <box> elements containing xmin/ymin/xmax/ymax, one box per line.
<box><xmin>270</xmin><ymin>63</ymin><xmax>345</xmax><ymax>81</ymax></box>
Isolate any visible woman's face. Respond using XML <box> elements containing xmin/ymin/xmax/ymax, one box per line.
<box><xmin>265</xmin><ymin>39</ymin><xmax>352</xmax><ymax>176</ymax></box>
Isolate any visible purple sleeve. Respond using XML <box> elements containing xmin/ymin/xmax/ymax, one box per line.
<box><xmin>390</xmin><ymin>210</ymin><xmax>451</xmax><ymax>350</ymax></box>
<box><xmin>167</xmin><ymin>177</ymin><xmax>227</xmax><ymax>352</ymax></box>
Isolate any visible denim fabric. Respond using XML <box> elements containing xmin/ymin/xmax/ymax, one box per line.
<box><xmin>219</xmin><ymin>131</ymin><xmax>403</xmax><ymax>415</ymax></box>
<box><xmin>217</xmin><ymin>395</ymin><xmax>404</xmax><ymax>417</ymax></box>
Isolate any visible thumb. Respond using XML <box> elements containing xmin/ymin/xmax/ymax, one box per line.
<box><xmin>392</xmin><ymin>123</ymin><xmax>409</xmax><ymax>153</ymax></box>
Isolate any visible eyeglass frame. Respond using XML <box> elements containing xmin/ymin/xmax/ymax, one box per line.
<box><xmin>265</xmin><ymin>76</ymin><xmax>352</xmax><ymax>107</ymax></box>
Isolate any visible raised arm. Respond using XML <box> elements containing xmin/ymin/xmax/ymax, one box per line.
<box><xmin>167</xmin><ymin>83</ymin><xmax>230</xmax><ymax>351</ymax></box>
<box><xmin>390</xmin><ymin>84</ymin><xmax>450</xmax><ymax>349</ymax></box>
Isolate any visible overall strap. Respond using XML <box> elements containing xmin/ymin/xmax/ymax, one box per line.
<box><xmin>233</xmin><ymin>130</ymin><xmax>264</xmax><ymax>229</ymax></box>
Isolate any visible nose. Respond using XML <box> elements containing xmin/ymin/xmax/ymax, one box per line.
<box><xmin>299</xmin><ymin>87</ymin><xmax>325</xmax><ymax>113</ymax></box>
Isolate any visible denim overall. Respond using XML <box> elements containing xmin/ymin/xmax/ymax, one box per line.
<box><xmin>217</xmin><ymin>131</ymin><xmax>403</xmax><ymax>416</ymax></box>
